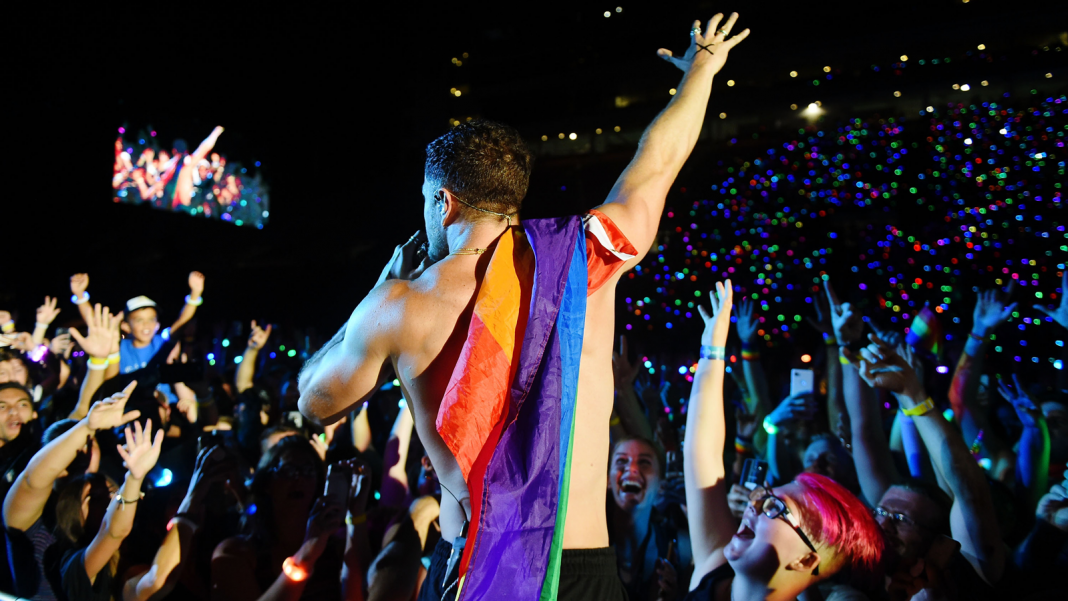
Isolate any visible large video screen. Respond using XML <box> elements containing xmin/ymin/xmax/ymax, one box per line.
<box><xmin>112</xmin><ymin>124</ymin><xmax>269</xmax><ymax>228</ymax></box>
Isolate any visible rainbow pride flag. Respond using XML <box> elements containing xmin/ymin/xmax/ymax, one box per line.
<box><xmin>435</xmin><ymin>210</ymin><xmax>635</xmax><ymax>600</ymax></box>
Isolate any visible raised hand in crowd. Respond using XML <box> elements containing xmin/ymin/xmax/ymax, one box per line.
<box><xmin>998</xmin><ymin>373</ymin><xmax>1050</xmax><ymax>506</ymax></box>
<box><xmin>973</xmin><ymin>284</ymin><xmax>1017</xmax><ymax>336</ymax></box>
<box><xmin>31</xmin><ymin>295</ymin><xmax>61</xmax><ymax>346</ymax></box>
<box><xmin>237</xmin><ymin>320</ymin><xmax>272</xmax><ymax>395</ymax></box>
<box><xmin>824</xmin><ymin>280</ymin><xmax>863</xmax><ymax>346</ymax></box>
<box><xmin>4</xmin><ymin>382</ymin><xmax>140</xmax><ymax>533</ymax></box>
<box><xmin>69</xmin><ymin>304</ymin><xmax>124</xmax><ymax>420</ymax></box>
<box><xmin>858</xmin><ymin>333</ymin><xmax>1006</xmax><ymax>586</ymax></box>
<box><xmin>733</xmin><ymin>298</ymin><xmax>770</xmax><ymax>422</ymax></box>
<box><xmin>1033</xmin><ymin>270</ymin><xmax>1068</xmax><ymax>329</ymax></box>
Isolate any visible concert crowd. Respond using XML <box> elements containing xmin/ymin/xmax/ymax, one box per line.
<box><xmin>4</xmin><ymin>96</ymin><xmax>1067</xmax><ymax>599</ymax></box>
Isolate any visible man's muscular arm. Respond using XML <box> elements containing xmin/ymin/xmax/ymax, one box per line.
<box><xmin>595</xmin><ymin>13</ymin><xmax>748</xmax><ymax>263</ymax></box>
<box><xmin>298</xmin><ymin>282</ymin><xmax>401</xmax><ymax>426</ymax></box>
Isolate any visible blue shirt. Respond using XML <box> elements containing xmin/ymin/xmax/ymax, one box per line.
<box><xmin>119</xmin><ymin>329</ymin><xmax>168</xmax><ymax>374</ymax></box>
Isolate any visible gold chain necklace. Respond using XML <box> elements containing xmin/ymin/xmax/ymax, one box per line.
<box><xmin>450</xmin><ymin>247</ymin><xmax>487</xmax><ymax>256</ymax></box>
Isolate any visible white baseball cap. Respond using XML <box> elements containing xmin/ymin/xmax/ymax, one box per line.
<box><xmin>126</xmin><ymin>296</ymin><xmax>157</xmax><ymax>313</ymax></box>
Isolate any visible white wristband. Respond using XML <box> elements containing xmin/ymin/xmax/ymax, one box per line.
<box><xmin>87</xmin><ymin>362</ymin><xmax>108</xmax><ymax>371</ymax></box>
<box><xmin>71</xmin><ymin>292</ymin><xmax>90</xmax><ymax>305</ymax></box>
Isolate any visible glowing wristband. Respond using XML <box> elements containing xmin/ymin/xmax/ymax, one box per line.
<box><xmin>700</xmin><ymin>345</ymin><xmax>726</xmax><ymax>361</ymax></box>
<box><xmin>901</xmin><ymin>397</ymin><xmax>935</xmax><ymax>417</ymax></box>
<box><xmin>741</xmin><ymin>342</ymin><xmax>760</xmax><ymax>361</ymax></box>
<box><xmin>282</xmin><ymin>556</ymin><xmax>309</xmax><ymax>581</ymax></box>
<box><xmin>346</xmin><ymin>513</ymin><xmax>367</xmax><ymax>526</ymax></box>
<box><xmin>763</xmin><ymin>417</ymin><xmax>780</xmax><ymax>436</ymax></box>
<box><xmin>822</xmin><ymin>333</ymin><xmax>837</xmax><ymax>346</ymax></box>
<box><xmin>88</xmin><ymin>356</ymin><xmax>109</xmax><ymax>366</ymax></box>
<box><xmin>71</xmin><ymin>292</ymin><xmax>90</xmax><ymax>305</ymax></box>
<box><xmin>184</xmin><ymin>295</ymin><xmax>203</xmax><ymax>307</ymax></box>
<box><xmin>87</xmin><ymin>362</ymin><xmax>108</xmax><ymax>371</ymax></box>
<box><xmin>1</xmin><ymin>321</ymin><xmax>14</xmax><ymax>333</ymax></box>
<box><xmin>34</xmin><ymin>322</ymin><xmax>49</xmax><ymax>330</ymax></box>
<box><xmin>107</xmin><ymin>353</ymin><xmax>120</xmax><ymax>365</ymax></box>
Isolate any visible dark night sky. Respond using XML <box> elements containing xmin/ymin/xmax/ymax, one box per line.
<box><xmin>5</xmin><ymin>1</ymin><xmax>1066</xmax><ymax>336</ymax></box>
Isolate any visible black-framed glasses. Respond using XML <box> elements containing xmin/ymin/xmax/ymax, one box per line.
<box><xmin>749</xmin><ymin>486</ymin><xmax>820</xmax><ymax>575</ymax></box>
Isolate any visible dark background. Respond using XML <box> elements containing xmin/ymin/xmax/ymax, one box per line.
<box><xmin>4</xmin><ymin>0</ymin><xmax>1066</xmax><ymax>339</ymax></box>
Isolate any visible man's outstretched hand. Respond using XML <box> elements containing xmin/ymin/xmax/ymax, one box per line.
<box><xmin>658</xmin><ymin>12</ymin><xmax>750</xmax><ymax>76</ymax></box>
<box><xmin>69</xmin><ymin>304</ymin><xmax>122</xmax><ymax>359</ymax></box>
<box><xmin>972</xmin><ymin>284</ymin><xmax>1016</xmax><ymax>336</ymax></box>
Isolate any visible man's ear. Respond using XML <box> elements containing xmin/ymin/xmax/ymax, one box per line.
<box><xmin>786</xmin><ymin>551</ymin><xmax>821</xmax><ymax>575</ymax></box>
<box><xmin>120</xmin><ymin>322</ymin><xmax>131</xmax><ymax>334</ymax></box>
<box><xmin>439</xmin><ymin>189</ymin><xmax>461</xmax><ymax>227</ymax></box>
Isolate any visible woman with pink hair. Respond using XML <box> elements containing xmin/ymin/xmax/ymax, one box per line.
<box><xmin>682</xmin><ymin>280</ymin><xmax>883</xmax><ymax>600</ymax></box>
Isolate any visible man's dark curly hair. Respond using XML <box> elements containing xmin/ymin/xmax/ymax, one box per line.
<box><xmin>424</xmin><ymin>120</ymin><xmax>533</xmax><ymax>219</ymax></box>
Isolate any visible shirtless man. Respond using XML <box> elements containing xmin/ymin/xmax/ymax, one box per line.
<box><xmin>173</xmin><ymin>125</ymin><xmax>224</xmax><ymax>208</ymax></box>
<box><xmin>299</xmin><ymin>13</ymin><xmax>748</xmax><ymax>598</ymax></box>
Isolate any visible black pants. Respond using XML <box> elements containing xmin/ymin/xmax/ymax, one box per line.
<box><xmin>418</xmin><ymin>540</ymin><xmax>628</xmax><ymax>601</ymax></box>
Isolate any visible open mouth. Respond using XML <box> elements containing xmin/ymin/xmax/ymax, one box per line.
<box><xmin>735</xmin><ymin>517</ymin><xmax>756</xmax><ymax>540</ymax></box>
<box><xmin>619</xmin><ymin>477</ymin><xmax>644</xmax><ymax>495</ymax></box>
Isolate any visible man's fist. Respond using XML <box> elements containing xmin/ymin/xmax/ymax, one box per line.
<box><xmin>70</xmin><ymin>273</ymin><xmax>89</xmax><ymax>296</ymax></box>
<box><xmin>188</xmin><ymin>272</ymin><xmax>206</xmax><ymax>297</ymax></box>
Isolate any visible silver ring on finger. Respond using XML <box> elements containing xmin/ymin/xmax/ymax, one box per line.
<box><xmin>717</xmin><ymin>28</ymin><xmax>729</xmax><ymax>36</ymax></box>
<box><xmin>691</xmin><ymin>28</ymin><xmax>701</xmax><ymax>37</ymax></box>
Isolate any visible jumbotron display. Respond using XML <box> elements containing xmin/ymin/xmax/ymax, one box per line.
<box><xmin>112</xmin><ymin>124</ymin><xmax>269</xmax><ymax>228</ymax></box>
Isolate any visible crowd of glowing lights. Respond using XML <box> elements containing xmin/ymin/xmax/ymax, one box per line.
<box><xmin>617</xmin><ymin>92</ymin><xmax>1065</xmax><ymax>382</ymax></box>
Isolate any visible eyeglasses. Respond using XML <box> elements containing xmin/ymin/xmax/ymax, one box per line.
<box><xmin>270</xmin><ymin>464</ymin><xmax>318</xmax><ymax>480</ymax></box>
<box><xmin>872</xmin><ymin>506</ymin><xmax>921</xmax><ymax>528</ymax></box>
<box><xmin>748</xmin><ymin>486</ymin><xmax>820</xmax><ymax>575</ymax></box>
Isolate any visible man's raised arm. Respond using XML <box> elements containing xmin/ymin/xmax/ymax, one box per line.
<box><xmin>595</xmin><ymin>13</ymin><xmax>749</xmax><ymax>261</ymax></box>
